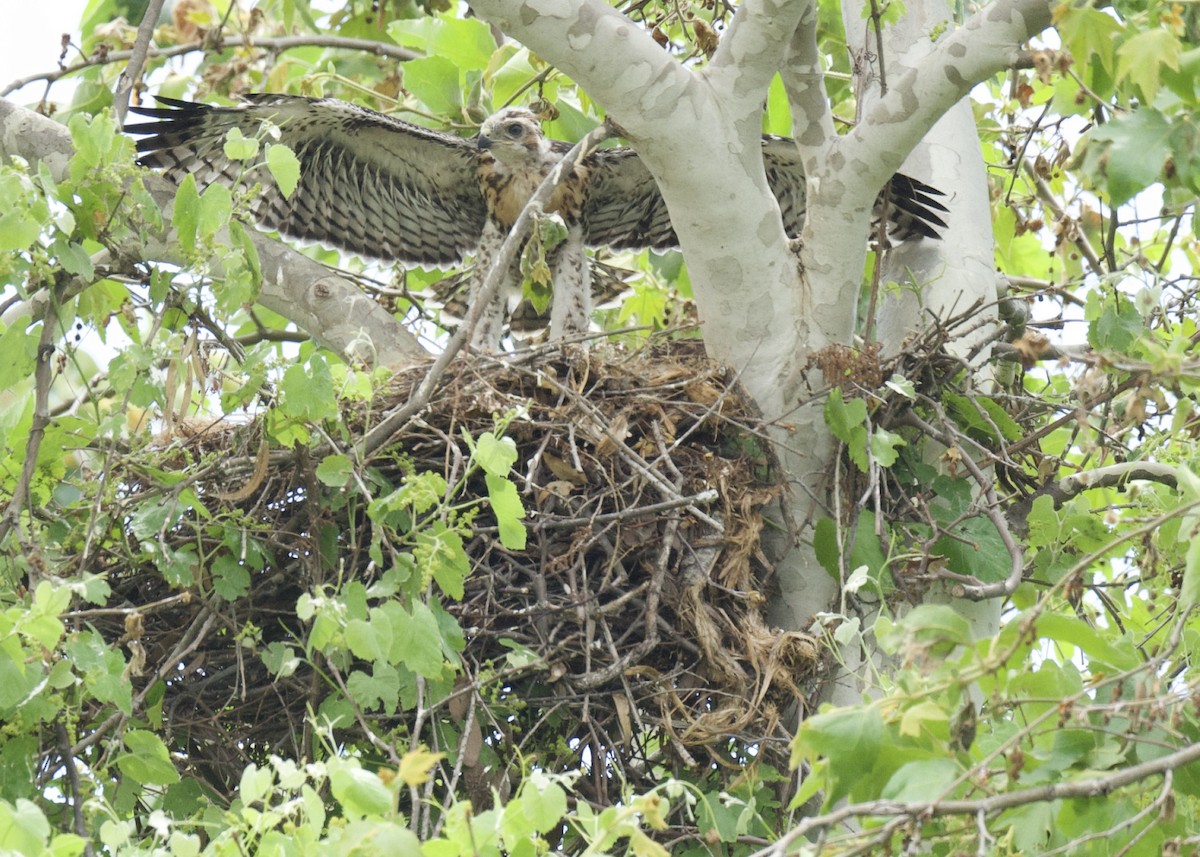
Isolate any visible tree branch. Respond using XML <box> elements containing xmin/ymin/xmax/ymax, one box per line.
<box><xmin>843</xmin><ymin>0</ymin><xmax>1054</xmax><ymax>192</ymax></box>
<box><xmin>1008</xmin><ymin>461</ymin><xmax>1182</xmax><ymax>532</ymax></box>
<box><xmin>780</xmin><ymin>0</ymin><xmax>835</xmax><ymax>154</ymax></box>
<box><xmin>753</xmin><ymin>738</ymin><xmax>1200</xmax><ymax>856</ymax></box>
<box><xmin>4</xmin><ymin>35</ymin><xmax>420</xmax><ymax>99</ymax></box>
<box><xmin>705</xmin><ymin>0</ymin><xmax>806</xmax><ymax>117</ymax></box>
<box><xmin>112</xmin><ymin>0</ymin><xmax>166</xmax><ymax>125</ymax></box>
<box><xmin>0</xmin><ymin>98</ymin><xmax>425</xmax><ymax>368</ymax></box>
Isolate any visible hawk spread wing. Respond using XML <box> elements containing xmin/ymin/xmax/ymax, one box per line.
<box><xmin>128</xmin><ymin>94</ymin><xmax>487</xmax><ymax>265</ymax></box>
<box><xmin>128</xmin><ymin>94</ymin><xmax>947</xmax><ymax>258</ymax></box>
<box><xmin>127</xmin><ymin>94</ymin><xmax>948</xmax><ymax>345</ymax></box>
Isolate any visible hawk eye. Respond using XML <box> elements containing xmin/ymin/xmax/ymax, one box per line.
<box><xmin>505</xmin><ymin>122</ymin><xmax>524</xmax><ymax>137</ymax></box>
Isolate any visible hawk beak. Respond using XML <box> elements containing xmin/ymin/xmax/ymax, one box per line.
<box><xmin>477</xmin><ymin>135</ymin><xmax>493</xmax><ymax>151</ymax></box>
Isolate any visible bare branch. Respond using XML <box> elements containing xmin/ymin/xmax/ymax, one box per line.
<box><xmin>845</xmin><ymin>0</ymin><xmax>1055</xmax><ymax>192</ymax></box>
<box><xmin>753</xmin><ymin>739</ymin><xmax>1200</xmax><ymax>856</ymax></box>
<box><xmin>1022</xmin><ymin>157</ymin><xmax>1106</xmax><ymax>277</ymax></box>
<box><xmin>706</xmin><ymin>0</ymin><xmax>806</xmax><ymax>116</ymax></box>
<box><xmin>1008</xmin><ymin>461</ymin><xmax>1182</xmax><ymax>530</ymax></box>
<box><xmin>112</xmin><ymin>0</ymin><xmax>166</xmax><ymax>125</ymax></box>
<box><xmin>0</xmin><ymin>283</ymin><xmax>60</xmax><ymax>545</ymax></box>
<box><xmin>781</xmin><ymin>1</ymin><xmax>835</xmax><ymax>155</ymax></box>
<box><xmin>897</xmin><ymin>407</ymin><xmax>1025</xmax><ymax>601</ymax></box>
<box><xmin>3</xmin><ymin>35</ymin><xmax>420</xmax><ymax>99</ymax></box>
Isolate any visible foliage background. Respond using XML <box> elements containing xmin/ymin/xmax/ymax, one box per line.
<box><xmin>1</xmin><ymin>0</ymin><xmax>1200</xmax><ymax>854</ymax></box>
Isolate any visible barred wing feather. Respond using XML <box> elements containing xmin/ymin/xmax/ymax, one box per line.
<box><xmin>126</xmin><ymin>94</ymin><xmax>487</xmax><ymax>265</ymax></box>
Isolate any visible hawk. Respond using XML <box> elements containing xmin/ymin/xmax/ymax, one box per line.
<box><xmin>127</xmin><ymin>95</ymin><xmax>948</xmax><ymax>348</ymax></box>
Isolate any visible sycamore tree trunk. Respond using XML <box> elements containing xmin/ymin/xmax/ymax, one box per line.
<box><xmin>468</xmin><ymin>0</ymin><xmax>1053</xmax><ymax>702</ymax></box>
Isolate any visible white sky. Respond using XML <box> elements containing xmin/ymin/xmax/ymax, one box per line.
<box><xmin>1</xmin><ymin>1</ymin><xmax>90</xmax><ymax>102</ymax></box>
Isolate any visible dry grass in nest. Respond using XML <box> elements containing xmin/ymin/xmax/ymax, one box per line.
<box><xmin>85</xmin><ymin>340</ymin><xmax>822</xmax><ymax>803</ymax></box>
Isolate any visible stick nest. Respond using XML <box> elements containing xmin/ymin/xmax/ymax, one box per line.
<box><xmin>90</xmin><ymin>341</ymin><xmax>822</xmax><ymax>801</ymax></box>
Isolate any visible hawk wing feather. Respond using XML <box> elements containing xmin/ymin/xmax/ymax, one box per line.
<box><xmin>127</xmin><ymin>94</ymin><xmax>486</xmax><ymax>265</ymax></box>
<box><xmin>575</xmin><ymin>147</ymin><xmax>678</xmax><ymax>250</ymax></box>
<box><xmin>580</xmin><ymin>135</ymin><xmax>948</xmax><ymax>248</ymax></box>
<box><xmin>128</xmin><ymin>95</ymin><xmax>948</xmax><ymax>266</ymax></box>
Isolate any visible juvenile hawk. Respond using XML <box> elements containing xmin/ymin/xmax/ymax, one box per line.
<box><xmin>127</xmin><ymin>95</ymin><xmax>948</xmax><ymax>348</ymax></box>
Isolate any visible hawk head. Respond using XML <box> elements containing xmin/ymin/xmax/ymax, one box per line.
<box><xmin>477</xmin><ymin>107</ymin><xmax>551</xmax><ymax>168</ymax></box>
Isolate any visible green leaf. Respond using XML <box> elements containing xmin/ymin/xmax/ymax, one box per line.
<box><xmin>389</xmin><ymin>16</ymin><xmax>496</xmax><ymax>72</ymax></box>
<box><xmin>763</xmin><ymin>73</ymin><xmax>792</xmax><ymax>137</ymax></box>
<box><xmin>869</xmin><ymin>427</ymin><xmax>905</xmax><ymax>467</ymax></box>
<box><xmin>346</xmin><ymin>663</ymin><xmax>402</xmax><ymax>714</ymax></box>
<box><xmin>266</xmin><ymin>143</ymin><xmax>301</xmax><ymax>199</ymax></box>
<box><xmin>1055</xmin><ymin>5</ymin><xmax>1122</xmax><ymax>81</ymax></box>
<box><xmin>0</xmin><ymin>319</ymin><xmax>38</xmax><ymax>392</ymax></box>
<box><xmin>485</xmin><ymin>472</ymin><xmax>527</xmax><ymax>550</ymax></box>
<box><xmin>222</xmin><ymin>127</ymin><xmax>260</xmax><ymax>161</ymax></box>
<box><xmin>414</xmin><ymin>522</ymin><xmax>470</xmax><ymax>599</ymax></box>
<box><xmin>401</xmin><ymin>602</ymin><xmax>448</xmax><ymax>677</ymax></box>
<box><xmin>1087</xmin><ymin>296</ymin><xmax>1143</xmax><ymax>352</ymax></box>
<box><xmin>825</xmin><ymin>390</ymin><xmax>869</xmax><ymax>471</ymax></box>
<box><xmin>172</xmin><ymin>174</ymin><xmax>200</xmax><ymax>254</ymax></box>
<box><xmin>473</xmin><ymin>431</ymin><xmax>519</xmax><ymax>477</ymax></box>
<box><xmin>931</xmin><ymin>515</ymin><xmax>1011</xmax><ymax>582</ymax></box>
<box><xmin>525</xmin><ymin>779</ymin><xmax>569</xmax><ymax>833</ymax></box>
<box><xmin>813</xmin><ymin>512</ymin><xmax>889</xmax><ymax>590</ymax></box>
<box><xmin>330</xmin><ymin>763</ymin><xmax>393</xmax><ymax>819</ymax></box>
<box><xmin>0</xmin><ymin>209</ymin><xmax>42</xmax><ymax>252</ymax></box>
<box><xmin>1180</xmin><ymin>467</ymin><xmax>1200</xmax><ymax>608</ymax></box>
<box><xmin>278</xmin><ymin>356</ymin><xmax>338</xmax><ymax>421</ymax></box>
<box><xmin>197</xmin><ymin>183</ymin><xmax>232</xmax><ymax>240</ymax></box>
<box><xmin>1034</xmin><ymin>613</ymin><xmax>1140</xmax><ymax>671</ymax></box>
<box><xmin>316</xmin><ymin>453</ymin><xmax>355</xmax><ymax>487</ymax></box>
<box><xmin>0</xmin><ymin>799</ymin><xmax>50</xmax><ymax>855</ymax></box>
<box><xmin>118</xmin><ymin>730</ymin><xmax>180</xmax><ymax>786</ymax></box>
<box><xmin>212</xmin><ymin>554</ymin><xmax>252</xmax><ymax>600</ymax></box>
<box><xmin>51</xmin><ymin>238</ymin><xmax>94</xmax><ymax>279</ymax></box>
<box><xmin>1077</xmin><ymin>110</ymin><xmax>1173</xmax><ymax>206</ymax></box>
<box><xmin>876</xmin><ymin>604</ymin><xmax>975</xmax><ymax>656</ymax></box>
<box><xmin>880</xmin><ymin>759</ymin><xmax>960</xmax><ymax>802</ymax></box>
<box><xmin>944</xmin><ymin>392</ymin><xmax>1020</xmax><ymax>444</ymax></box>
<box><xmin>1115</xmin><ymin>28</ymin><xmax>1181</xmax><ymax>102</ymax></box>
<box><xmin>261</xmin><ymin>642</ymin><xmax>300</xmax><ymax>679</ymax></box>
<box><xmin>402</xmin><ymin>56</ymin><xmax>463</xmax><ymax>116</ymax></box>
<box><xmin>793</xmin><ymin>705</ymin><xmax>884</xmax><ymax>805</ymax></box>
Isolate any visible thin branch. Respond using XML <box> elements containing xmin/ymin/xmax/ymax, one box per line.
<box><xmin>3</xmin><ymin>35</ymin><xmax>420</xmax><ymax>98</ymax></box>
<box><xmin>55</xmin><ymin>722</ymin><xmax>96</xmax><ymax>857</ymax></box>
<box><xmin>1008</xmin><ymin>461</ymin><xmax>1182</xmax><ymax>529</ymax></box>
<box><xmin>866</xmin><ymin>0</ymin><xmax>888</xmax><ymax>96</ymax></box>
<box><xmin>0</xmin><ymin>284</ymin><xmax>60</xmax><ymax>545</ymax></box>
<box><xmin>752</xmin><ymin>740</ymin><xmax>1200</xmax><ymax>856</ymax></box>
<box><xmin>112</xmin><ymin>0</ymin><xmax>167</xmax><ymax>125</ymax></box>
<box><xmin>1022</xmin><ymin>157</ymin><xmax>1106</xmax><ymax>277</ymax></box>
<box><xmin>897</xmin><ymin>407</ymin><xmax>1024</xmax><ymax>601</ymax></box>
<box><xmin>529</xmin><ymin>489</ymin><xmax>719</xmax><ymax>532</ymax></box>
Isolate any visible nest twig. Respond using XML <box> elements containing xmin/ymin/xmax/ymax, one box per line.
<box><xmin>77</xmin><ymin>340</ymin><xmax>821</xmax><ymax>807</ymax></box>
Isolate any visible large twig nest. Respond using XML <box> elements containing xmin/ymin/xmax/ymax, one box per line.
<box><xmin>89</xmin><ymin>340</ymin><xmax>821</xmax><ymax>798</ymax></box>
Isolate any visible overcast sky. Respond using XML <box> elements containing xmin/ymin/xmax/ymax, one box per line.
<box><xmin>3</xmin><ymin>1</ymin><xmax>93</xmax><ymax>103</ymax></box>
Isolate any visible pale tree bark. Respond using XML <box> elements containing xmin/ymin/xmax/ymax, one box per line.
<box><xmin>848</xmin><ymin>0</ymin><xmax>1012</xmax><ymax>655</ymax></box>
<box><xmin>467</xmin><ymin>0</ymin><xmax>1052</xmax><ymax>704</ymax></box>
